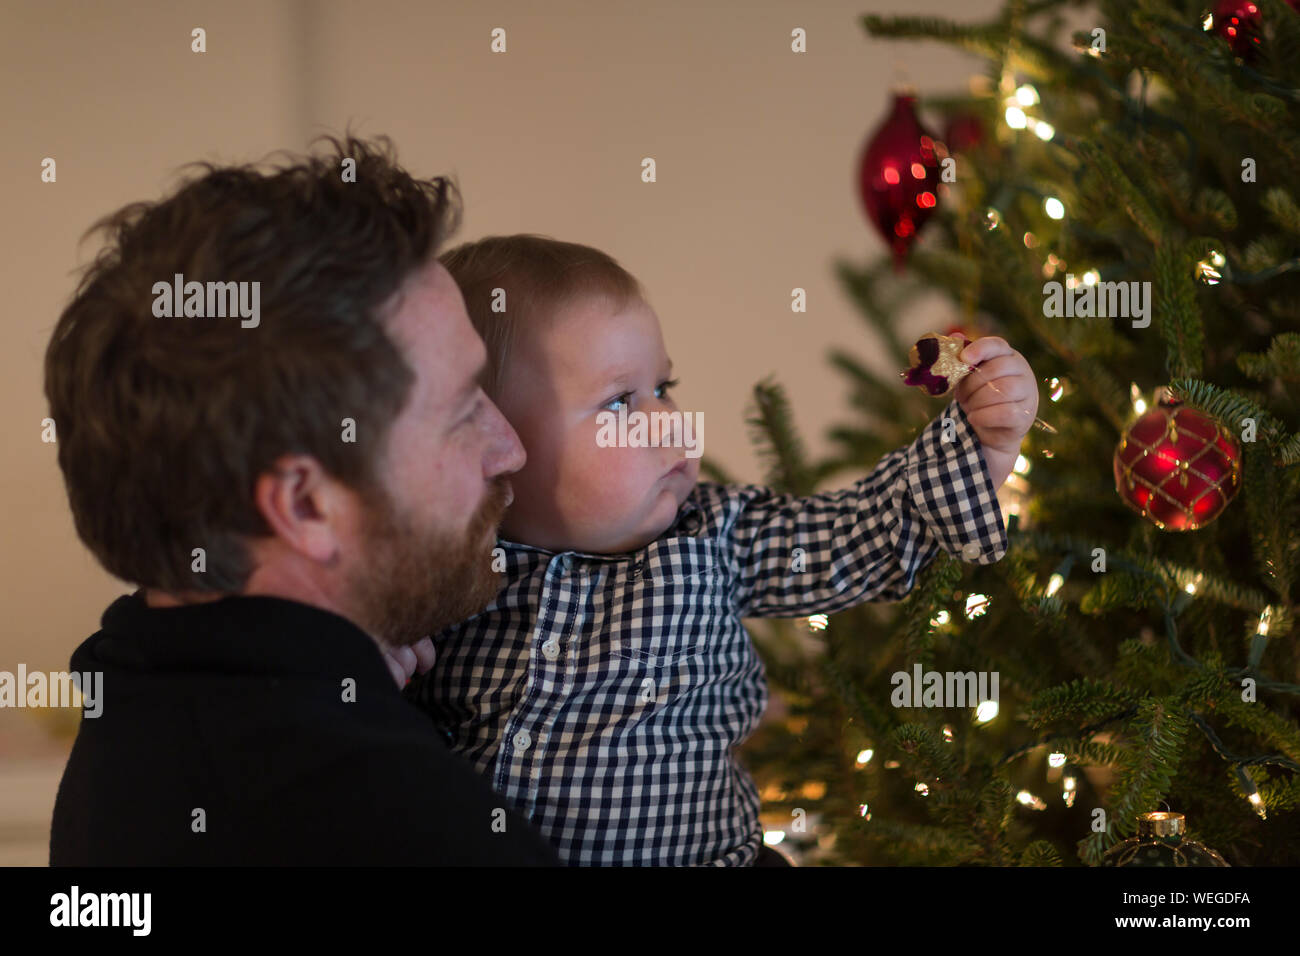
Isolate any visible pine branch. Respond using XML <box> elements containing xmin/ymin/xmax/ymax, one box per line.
<box><xmin>744</xmin><ymin>377</ymin><xmax>815</xmax><ymax>496</ymax></box>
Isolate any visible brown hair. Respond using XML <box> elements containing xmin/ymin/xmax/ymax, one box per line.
<box><xmin>438</xmin><ymin>235</ymin><xmax>644</xmax><ymax>400</ymax></box>
<box><xmin>44</xmin><ymin>133</ymin><xmax>462</xmax><ymax>592</ymax></box>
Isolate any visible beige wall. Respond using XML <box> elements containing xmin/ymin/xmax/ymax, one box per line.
<box><xmin>0</xmin><ymin>0</ymin><xmax>993</xmax><ymax>860</ymax></box>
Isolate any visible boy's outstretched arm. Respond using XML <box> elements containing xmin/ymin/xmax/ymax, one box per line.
<box><xmin>721</xmin><ymin>336</ymin><xmax>1036</xmax><ymax>618</ymax></box>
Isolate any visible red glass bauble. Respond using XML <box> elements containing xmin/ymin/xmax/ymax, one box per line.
<box><xmin>1113</xmin><ymin>400</ymin><xmax>1242</xmax><ymax>531</ymax></box>
<box><xmin>943</xmin><ymin>114</ymin><xmax>984</xmax><ymax>153</ymax></box>
<box><xmin>1211</xmin><ymin>0</ymin><xmax>1263</xmax><ymax>62</ymax></box>
<box><xmin>857</xmin><ymin>93</ymin><xmax>942</xmax><ymax>272</ymax></box>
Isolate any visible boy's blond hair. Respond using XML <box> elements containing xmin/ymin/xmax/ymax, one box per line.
<box><xmin>439</xmin><ymin>234</ymin><xmax>644</xmax><ymax>399</ymax></box>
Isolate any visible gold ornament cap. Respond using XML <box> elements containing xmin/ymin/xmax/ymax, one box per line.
<box><xmin>1136</xmin><ymin>811</ymin><xmax>1185</xmax><ymax>840</ymax></box>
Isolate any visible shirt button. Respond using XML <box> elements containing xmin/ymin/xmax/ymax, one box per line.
<box><xmin>961</xmin><ymin>541</ymin><xmax>982</xmax><ymax>561</ymax></box>
<box><xmin>541</xmin><ymin>639</ymin><xmax>560</xmax><ymax>661</ymax></box>
<box><xmin>513</xmin><ymin>730</ymin><xmax>531</xmax><ymax>751</ymax></box>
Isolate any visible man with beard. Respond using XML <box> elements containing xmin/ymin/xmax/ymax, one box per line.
<box><xmin>45</xmin><ymin>135</ymin><xmax>559</xmax><ymax>865</ymax></box>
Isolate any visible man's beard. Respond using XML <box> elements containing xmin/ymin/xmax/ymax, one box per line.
<box><xmin>345</xmin><ymin>476</ymin><xmax>511</xmax><ymax>648</ymax></box>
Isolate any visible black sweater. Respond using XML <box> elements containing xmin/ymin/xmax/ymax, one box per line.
<box><xmin>49</xmin><ymin>591</ymin><xmax>560</xmax><ymax>865</ymax></box>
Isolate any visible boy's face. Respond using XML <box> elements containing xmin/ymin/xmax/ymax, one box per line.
<box><xmin>495</xmin><ymin>293</ymin><xmax>700</xmax><ymax>554</ymax></box>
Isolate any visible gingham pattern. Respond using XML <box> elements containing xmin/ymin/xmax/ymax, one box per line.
<box><xmin>406</xmin><ymin>397</ymin><xmax>1008</xmax><ymax>865</ymax></box>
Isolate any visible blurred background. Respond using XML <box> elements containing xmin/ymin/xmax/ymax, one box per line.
<box><xmin>0</xmin><ymin>0</ymin><xmax>993</xmax><ymax>864</ymax></box>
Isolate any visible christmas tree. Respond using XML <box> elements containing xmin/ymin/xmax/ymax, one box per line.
<box><xmin>726</xmin><ymin>0</ymin><xmax>1300</xmax><ymax>865</ymax></box>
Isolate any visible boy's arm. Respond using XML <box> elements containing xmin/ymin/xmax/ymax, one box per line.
<box><xmin>724</xmin><ymin>396</ymin><xmax>1009</xmax><ymax>618</ymax></box>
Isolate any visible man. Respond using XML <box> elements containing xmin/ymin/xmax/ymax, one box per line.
<box><xmin>45</xmin><ymin>134</ymin><xmax>559</xmax><ymax>865</ymax></box>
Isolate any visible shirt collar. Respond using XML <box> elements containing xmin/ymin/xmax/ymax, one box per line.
<box><xmin>498</xmin><ymin>494</ymin><xmax>703</xmax><ymax>561</ymax></box>
<box><xmin>76</xmin><ymin>590</ymin><xmax>393</xmax><ymax>686</ymax></box>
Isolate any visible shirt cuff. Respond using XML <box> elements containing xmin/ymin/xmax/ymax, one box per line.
<box><xmin>904</xmin><ymin>397</ymin><xmax>1009</xmax><ymax>565</ymax></box>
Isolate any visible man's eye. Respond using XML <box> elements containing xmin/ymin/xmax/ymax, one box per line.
<box><xmin>603</xmin><ymin>392</ymin><xmax>631</xmax><ymax>412</ymax></box>
<box><xmin>655</xmin><ymin>378</ymin><xmax>680</xmax><ymax>399</ymax></box>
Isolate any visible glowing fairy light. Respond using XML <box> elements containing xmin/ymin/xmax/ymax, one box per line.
<box><xmin>1044</xmin><ymin>197</ymin><xmax>1065</xmax><ymax>219</ymax></box>
<box><xmin>929</xmin><ymin>609</ymin><xmax>950</xmax><ymax>626</ymax></box>
<box><xmin>1013</xmin><ymin>454</ymin><xmax>1031</xmax><ymax>475</ymax></box>
<box><xmin>1005</xmin><ymin>106</ymin><xmax>1027</xmax><ymax>129</ymax></box>
<box><xmin>859</xmin><ymin>803</ymin><xmax>872</xmax><ymax>819</ymax></box>
<box><xmin>1049</xmin><ymin>377</ymin><xmax>1064</xmax><ymax>401</ymax></box>
<box><xmin>1048</xmin><ymin>752</ymin><xmax>1066</xmax><ymax>768</ymax></box>
<box><xmin>807</xmin><ymin>613</ymin><xmax>828</xmax><ymax>631</ymax></box>
<box><xmin>1130</xmin><ymin>383</ymin><xmax>1146</xmax><ymax>415</ymax></box>
<box><xmin>855</xmin><ymin>748</ymin><xmax>874</xmax><ymax>766</ymax></box>
<box><xmin>763</xmin><ymin>830</ymin><xmax>786</xmax><ymax>846</ymax></box>
<box><xmin>1258</xmin><ymin>606</ymin><xmax>1272</xmax><ymax>636</ymax></box>
<box><xmin>1017</xmin><ymin>790</ymin><xmax>1047</xmax><ymax>810</ymax></box>
<box><xmin>1033</xmin><ymin>121</ymin><xmax>1055</xmax><ymax>141</ymax></box>
<box><xmin>964</xmin><ymin>593</ymin><xmax>990</xmax><ymax>619</ymax></box>
<box><xmin>1045</xmin><ymin>573</ymin><xmax>1064</xmax><ymax>597</ymax></box>
<box><xmin>975</xmin><ymin>700</ymin><xmax>998</xmax><ymax>723</ymax></box>
<box><xmin>1082</xmin><ymin>269</ymin><xmax>1099</xmax><ymax>286</ymax></box>
<box><xmin>1202</xmin><ymin>12</ymin><xmax>1215</xmax><ymax>30</ymax></box>
<box><xmin>985</xmin><ymin>208</ymin><xmax>1001</xmax><ymax>230</ymax></box>
<box><xmin>915</xmin><ymin>782</ymin><xmax>930</xmax><ymax>796</ymax></box>
<box><xmin>1023</xmin><ymin>231</ymin><xmax>1037</xmax><ymax>247</ymax></box>
<box><xmin>1015</xmin><ymin>84</ymin><xmax>1039</xmax><ymax>106</ymax></box>
<box><xmin>942</xmin><ymin>725</ymin><xmax>954</xmax><ymax>742</ymax></box>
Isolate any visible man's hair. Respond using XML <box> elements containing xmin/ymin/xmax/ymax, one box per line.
<box><xmin>44</xmin><ymin>133</ymin><xmax>462</xmax><ymax>592</ymax></box>
<box><xmin>438</xmin><ymin>235</ymin><xmax>644</xmax><ymax>400</ymax></box>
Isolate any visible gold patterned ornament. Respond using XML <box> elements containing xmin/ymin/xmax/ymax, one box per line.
<box><xmin>1100</xmin><ymin>811</ymin><xmax>1229</xmax><ymax>867</ymax></box>
<box><xmin>1112</xmin><ymin>397</ymin><xmax>1241</xmax><ymax>531</ymax></box>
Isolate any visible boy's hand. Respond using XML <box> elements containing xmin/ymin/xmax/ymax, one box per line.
<box><xmin>382</xmin><ymin>636</ymin><xmax>437</xmax><ymax>689</ymax></box>
<box><xmin>951</xmin><ymin>334</ymin><xmax>1038</xmax><ymax>489</ymax></box>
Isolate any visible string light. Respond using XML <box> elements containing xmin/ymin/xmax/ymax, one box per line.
<box><xmin>1013</xmin><ymin>454</ymin><xmax>1031</xmax><ymax>475</ymax></box>
<box><xmin>1048</xmin><ymin>377</ymin><xmax>1065</xmax><ymax>401</ymax></box>
<box><xmin>1016</xmin><ymin>790</ymin><xmax>1048</xmax><ymax>810</ymax></box>
<box><xmin>929</xmin><ymin>609</ymin><xmax>951</xmax><ymax>627</ymax></box>
<box><xmin>1130</xmin><ymin>383</ymin><xmax>1147</xmax><ymax>415</ymax></box>
<box><xmin>1045</xmin><ymin>573</ymin><xmax>1064</xmax><ymax>597</ymax></box>
<box><xmin>1048</xmin><ymin>752</ymin><xmax>1066</xmax><ymax>768</ymax></box>
<box><xmin>975</xmin><ymin>700</ymin><xmax>999</xmax><ymax>723</ymax></box>
<box><xmin>1196</xmin><ymin>252</ymin><xmax>1223</xmax><ymax>285</ymax></box>
<box><xmin>1005</xmin><ymin>105</ymin><xmax>1028</xmax><ymax>129</ymax></box>
<box><xmin>942</xmin><ymin>725</ymin><xmax>954</xmax><ymax>742</ymax></box>
<box><xmin>1257</xmin><ymin>606</ymin><xmax>1272</xmax><ymax>636</ymax></box>
<box><xmin>859</xmin><ymin>803</ymin><xmax>872</xmax><ymax>819</ymax></box>
<box><xmin>764</xmin><ymin>830</ymin><xmax>787</xmax><ymax>846</ymax></box>
<box><xmin>915</xmin><ymin>782</ymin><xmax>930</xmax><ymax>796</ymax></box>
<box><xmin>1062</xmin><ymin>773</ymin><xmax>1077</xmax><ymax>808</ymax></box>
<box><xmin>855</xmin><ymin>748</ymin><xmax>874</xmax><ymax>766</ymax></box>
<box><xmin>1015</xmin><ymin>84</ymin><xmax>1040</xmax><ymax>106</ymax></box>
<box><xmin>985</xmin><ymin>208</ymin><xmax>1001</xmax><ymax>230</ymax></box>
<box><xmin>1236</xmin><ymin>766</ymin><xmax>1267</xmax><ymax>820</ymax></box>
<box><xmin>1082</xmin><ymin>269</ymin><xmax>1099</xmax><ymax>286</ymax></box>
<box><xmin>964</xmin><ymin>593</ymin><xmax>990</xmax><ymax>619</ymax></box>
<box><xmin>1044</xmin><ymin>197</ymin><xmax>1065</xmax><ymax>219</ymax></box>
<box><xmin>1033</xmin><ymin>120</ymin><xmax>1055</xmax><ymax>141</ymax></box>
<box><xmin>806</xmin><ymin>613</ymin><xmax>828</xmax><ymax>631</ymax></box>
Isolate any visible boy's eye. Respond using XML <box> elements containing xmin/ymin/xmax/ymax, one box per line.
<box><xmin>602</xmin><ymin>379</ymin><xmax>678</xmax><ymax>412</ymax></box>
<box><xmin>655</xmin><ymin>378</ymin><xmax>679</xmax><ymax>399</ymax></box>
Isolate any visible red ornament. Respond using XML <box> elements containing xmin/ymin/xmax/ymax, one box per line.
<box><xmin>1113</xmin><ymin>398</ymin><xmax>1242</xmax><ymax>531</ymax></box>
<box><xmin>1210</xmin><ymin>0</ymin><xmax>1263</xmax><ymax>62</ymax></box>
<box><xmin>942</xmin><ymin>113</ymin><xmax>984</xmax><ymax>153</ymax></box>
<box><xmin>858</xmin><ymin>93</ymin><xmax>942</xmax><ymax>272</ymax></box>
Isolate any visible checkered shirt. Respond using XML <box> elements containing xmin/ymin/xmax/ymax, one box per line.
<box><xmin>406</xmin><ymin>397</ymin><xmax>1008</xmax><ymax>865</ymax></box>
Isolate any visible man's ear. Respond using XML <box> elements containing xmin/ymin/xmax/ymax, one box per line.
<box><xmin>252</xmin><ymin>455</ymin><xmax>351</xmax><ymax>565</ymax></box>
